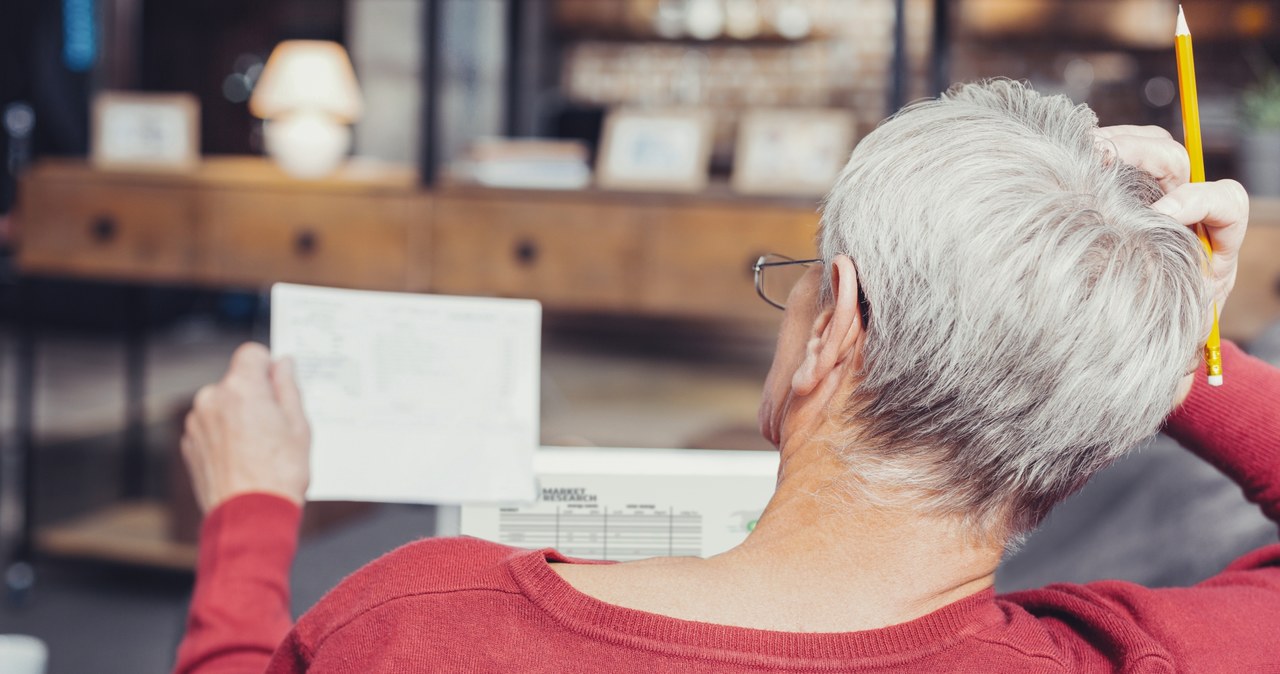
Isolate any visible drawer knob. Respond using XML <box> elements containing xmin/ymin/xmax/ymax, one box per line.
<box><xmin>294</xmin><ymin>229</ymin><xmax>319</xmax><ymax>256</ymax></box>
<box><xmin>90</xmin><ymin>215</ymin><xmax>117</xmax><ymax>243</ymax></box>
<box><xmin>514</xmin><ymin>239</ymin><xmax>538</xmax><ymax>266</ymax></box>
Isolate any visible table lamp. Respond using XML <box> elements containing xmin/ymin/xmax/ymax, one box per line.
<box><xmin>249</xmin><ymin>40</ymin><xmax>363</xmax><ymax>179</ymax></box>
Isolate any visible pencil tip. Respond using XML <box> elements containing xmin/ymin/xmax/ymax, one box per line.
<box><xmin>1176</xmin><ymin>5</ymin><xmax>1190</xmax><ymax>36</ymax></box>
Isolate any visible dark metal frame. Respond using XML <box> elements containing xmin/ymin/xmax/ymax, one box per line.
<box><xmin>12</xmin><ymin>279</ymin><xmax>36</xmax><ymax>575</ymax></box>
<box><xmin>932</xmin><ymin>0</ymin><xmax>952</xmax><ymax>97</ymax></box>
<box><xmin>753</xmin><ymin>254</ymin><xmax>821</xmax><ymax>310</ymax></box>
<box><xmin>504</xmin><ymin>0</ymin><xmax>550</xmax><ymax>137</ymax></box>
<box><xmin>890</xmin><ymin>0</ymin><xmax>954</xmax><ymax>114</ymax></box>
<box><xmin>753</xmin><ymin>254</ymin><xmax>872</xmax><ymax>327</ymax></box>
<box><xmin>7</xmin><ymin>281</ymin><xmax>150</xmax><ymax>601</ymax></box>
<box><xmin>419</xmin><ymin>0</ymin><xmax>443</xmax><ymax>186</ymax></box>
<box><xmin>890</xmin><ymin>0</ymin><xmax>908</xmax><ymax>114</ymax></box>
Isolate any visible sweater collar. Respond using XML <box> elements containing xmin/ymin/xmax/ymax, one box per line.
<box><xmin>507</xmin><ymin>547</ymin><xmax>1006</xmax><ymax>666</ymax></box>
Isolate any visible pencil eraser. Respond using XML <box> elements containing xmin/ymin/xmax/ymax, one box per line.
<box><xmin>1207</xmin><ymin>375</ymin><xmax>1223</xmax><ymax>387</ymax></box>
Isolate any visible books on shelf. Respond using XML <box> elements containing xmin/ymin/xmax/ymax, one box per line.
<box><xmin>454</xmin><ymin>138</ymin><xmax>592</xmax><ymax>190</ymax></box>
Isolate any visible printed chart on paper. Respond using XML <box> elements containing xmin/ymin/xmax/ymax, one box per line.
<box><xmin>462</xmin><ymin>448</ymin><xmax>780</xmax><ymax>561</ymax></box>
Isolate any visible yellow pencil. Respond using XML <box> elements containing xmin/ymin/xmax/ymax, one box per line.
<box><xmin>1175</xmin><ymin>5</ymin><xmax>1223</xmax><ymax>386</ymax></box>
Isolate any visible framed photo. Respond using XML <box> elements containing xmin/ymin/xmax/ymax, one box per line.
<box><xmin>732</xmin><ymin>108</ymin><xmax>857</xmax><ymax>196</ymax></box>
<box><xmin>596</xmin><ymin>108</ymin><xmax>713</xmax><ymax>192</ymax></box>
<box><xmin>91</xmin><ymin>91</ymin><xmax>200</xmax><ymax>171</ymax></box>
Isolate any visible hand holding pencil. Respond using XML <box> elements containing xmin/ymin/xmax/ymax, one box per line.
<box><xmin>1093</xmin><ymin>128</ymin><xmax>1249</xmax><ymax>365</ymax></box>
<box><xmin>1098</xmin><ymin>121</ymin><xmax>1249</xmax><ymax>407</ymax></box>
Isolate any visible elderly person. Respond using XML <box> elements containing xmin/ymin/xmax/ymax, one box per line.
<box><xmin>173</xmin><ymin>80</ymin><xmax>1278</xmax><ymax>673</ymax></box>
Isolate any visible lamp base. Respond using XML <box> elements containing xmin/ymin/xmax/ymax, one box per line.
<box><xmin>263</xmin><ymin>112</ymin><xmax>351</xmax><ymax>179</ymax></box>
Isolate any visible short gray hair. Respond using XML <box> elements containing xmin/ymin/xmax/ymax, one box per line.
<box><xmin>819</xmin><ymin>80</ymin><xmax>1209</xmax><ymax>541</ymax></box>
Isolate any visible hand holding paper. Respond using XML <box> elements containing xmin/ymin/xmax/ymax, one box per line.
<box><xmin>180</xmin><ymin>343</ymin><xmax>312</xmax><ymax>513</ymax></box>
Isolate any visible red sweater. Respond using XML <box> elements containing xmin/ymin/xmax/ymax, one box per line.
<box><xmin>174</xmin><ymin>341</ymin><xmax>1280</xmax><ymax>673</ymax></box>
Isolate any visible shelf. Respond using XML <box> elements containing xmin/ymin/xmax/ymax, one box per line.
<box><xmin>38</xmin><ymin>500</ymin><xmax>198</xmax><ymax>571</ymax></box>
<box><xmin>956</xmin><ymin>0</ymin><xmax>1275</xmax><ymax>46</ymax></box>
<box><xmin>550</xmin><ymin>29</ymin><xmax>824</xmax><ymax>45</ymax></box>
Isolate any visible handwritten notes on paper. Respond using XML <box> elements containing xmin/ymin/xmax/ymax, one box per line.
<box><xmin>270</xmin><ymin>283</ymin><xmax>540</xmax><ymax>504</ymax></box>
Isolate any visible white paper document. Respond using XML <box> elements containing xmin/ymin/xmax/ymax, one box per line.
<box><xmin>270</xmin><ymin>283</ymin><xmax>541</xmax><ymax>504</ymax></box>
<box><xmin>461</xmin><ymin>447</ymin><xmax>780</xmax><ymax>560</ymax></box>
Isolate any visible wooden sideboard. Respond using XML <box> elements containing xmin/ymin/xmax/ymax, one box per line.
<box><xmin>429</xmin><ymin>186</ymin><xmax>819</xmax><ymax>319</ymax></box>
<box><xmin>16</xmin><ymin>157</ymin><xmax>821</xmax><ymax>324</ymax></box>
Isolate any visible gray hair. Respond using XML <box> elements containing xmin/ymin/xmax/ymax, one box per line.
<box><xmin>819</xmin><ymin>80</ymin><xmax>1209</xmax><ymax>541</ymax></box>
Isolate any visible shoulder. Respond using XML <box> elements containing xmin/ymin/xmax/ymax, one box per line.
<box><xmin>292</xmin><ymin>537</ymin><xmax>535</xmax><ymax>649</ymax></box>
<box><xmin>993</xmin><ymin>583</ymin><xmax>1176</xmax><ymax>670</ymax></box>
<box><xmin>997</xmin><ymin>561</ymin><xmax>1280</xmax><ymax>672</ymax></box>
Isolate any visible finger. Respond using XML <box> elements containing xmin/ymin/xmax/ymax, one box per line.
<box><xmin>225</xmin><ymin>342</ymin><xmax>273</xmax><ymax>391</ymax></box>
<box><xmin>184</xmin><ymin>404</ymin><xmax>216</xmax><ymax>447</ymax></box>
<box><xmin>229</xmin><ymin>342</ymin><xmax>271</xmax><ymax>374</ymax></box>
<box><xmin>180</xmin><ymin>432</ymin><xmax>206</xmax><ymax>477</ymax></box>
<box><xmin>1095</xmin><ymin>125</ymin><xmax>1173</xmax><ymax>140</ymax></box>
<box><xmin>193</xmin><ymin>384</ymin><xmax>217</xmax><ymax>412</ymax></box>
<box><xmin>180</xmin><ymin>435</ymin><xmax>208</xmax><ymax>510</ymax></box>
<box><xmin>1151</xmin><ymin>180</ymin><xmax>1249</xmax><ymax>256</ymax></box>
<box><xmin>270</xmin><ymin>357</ymin><xmax>308</xmax><ymax>428</ymax></box>
<box><xmin>182</xmin><ymin>410</ymin><xmax>203</xmax><ymax>444</ymax></box>
<box><xmin>1105</xmin><ymin>135</ymin><xmax>1190</xmax><ymax>193</ymax></box>
<box><xmin>179</xmin><ymin>428</ymin><xmax>196</xmax><ymax>462</ymax></box>
<box><xmin>191</xmin><ymin>384</ymin><xmax>227</xmax><ymax>448</ymax></box>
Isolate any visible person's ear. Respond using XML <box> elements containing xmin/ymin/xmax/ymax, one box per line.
<box><xmin>792</xmin><ymin>255</ymin><xmax>864</xmax><ymax>396</ymax></box>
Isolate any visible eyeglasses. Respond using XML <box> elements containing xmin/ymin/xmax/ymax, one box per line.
<box><xmin>753</xmin><ymin>253</ymin><xmax>872</xmax><ymax>326</ymax></box>
<box><xmin>753</xmin><ymin>254</ymin><xmax>821</xmax><ymax>310</ymax></box>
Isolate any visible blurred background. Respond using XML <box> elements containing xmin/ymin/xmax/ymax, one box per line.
<box><xmin>0</xmin><ymin>1</ymin><xmax>1279</xmax><ymax>672</ymax></box>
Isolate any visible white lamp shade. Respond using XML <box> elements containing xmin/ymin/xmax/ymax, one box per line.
<box><xmin>249</xmin><ymin>40</ymin><xmax>363</xmax><ymax>122</ymax></box>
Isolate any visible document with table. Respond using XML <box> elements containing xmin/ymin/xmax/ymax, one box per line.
<box><xmin>270</xmin><ymin>283</ymin><xmax>541</xmax><ymax>504</ymax></box>
<box><xmin>462</xmin><ymin>447</ymin><xmax>780</xmax><ymax>560</ymax></box>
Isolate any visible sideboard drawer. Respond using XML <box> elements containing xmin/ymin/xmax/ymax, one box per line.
<box><xmin>642</xmin><ymin>205</ymin><xmax>820</xmax><ymax>320</ymax></box>
<box><xmin>200</xmin><ymin>190</ymin><xmax>418</xmax><ymax>290</ymax></box>
<box><xmin>17</xmin><ymin>180</ymin><xmax>197</xmax><ymax>282</ymax></box>
<box><xmin>430</xmin><ymin>196</ymin><xmax>641</xmax><ymax>310</ymax></box>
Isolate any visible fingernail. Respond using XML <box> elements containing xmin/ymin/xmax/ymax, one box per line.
<box><xmin>1152</xmin><ymin>197</ymin><xmax>1179</xmax><ymax>216</ymax></box>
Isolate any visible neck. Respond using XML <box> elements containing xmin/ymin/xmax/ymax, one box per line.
<box><xmin>709</xmin><ymin>428</ymin><xmax>1003</xmax><ymax>631</ymax></box>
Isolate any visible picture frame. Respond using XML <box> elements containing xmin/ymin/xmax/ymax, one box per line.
<box><xmin>596</xmin><ymin>108</ymin><xmax>713</xmax><ymax>192</ymax></box>
<box><xmin>731</xmin><ymin>108</ymin><xmax>857</xmax><ymax>196</ymax></box>
<box><xmin>91</xmin><ymin>91</ymin><xmax>200</xmax><ymax>171</ymax></box>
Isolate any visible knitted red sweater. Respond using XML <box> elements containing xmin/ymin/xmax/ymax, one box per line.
<box><xmin>173</xmin><ymin>341</ymin><xmax>1280</xmax><ymax>673</ymax></box>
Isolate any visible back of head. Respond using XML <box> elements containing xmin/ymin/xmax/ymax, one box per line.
<box><xmin>820</xmin><ymin>79</ymin><xmax>1209</xmax><ymax>541</ymax></box>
